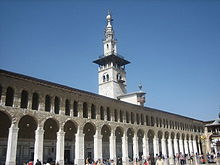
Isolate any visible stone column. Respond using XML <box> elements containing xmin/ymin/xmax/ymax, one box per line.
<box><xmin>198</xmin><ymin>141</ymin><xmax>201</xmax><ymax>154</ymax></box>
<box><xmin>75</xmin><ymin>129</ymin><xmax>84</xmax><ymax>165</ymax></box>
<box><xmin>184</xmin><ymin>139</ymin><xmax>189</xmax><ymax>155</ymax></box>
<box><xmin>122</xmin><ymin>134</ymin><xmax>129</xmax><ymax>165</ymax></box>
<box><xmin>110</xmin><ymin>129</ymin><xmax>116</xmax><ymax>161</ymax></box>
<box><xmin>94</xmin><ymin>129</ymin><xmax>102</xmax><ymax>161</ymax></box>
<box><xmin>34</xmin><ymin>127</ymin><xmax>44</xmax><ymax>164</ymax></box>
<box><xmin>193</xmin><ymin>139</ymin><xmax>198</xmax><ymax>154</ymax></box>
<box><xmin>78</xmin><ymin>101</ymin><xmax>83</xmax><ymax>118</ymax></box>
<box><xmin>5</xmin><ymin>124</ymin><xmax>19</xmax><ymax>165</ymax></box>
<box><xmin>179</xmin><ymin>139</ymin><xmax>184</xmax><ymax>154</ymax></box>
<box><xmin>168</xmin><ymin>138</ymin><xmax>174</xmax><ymax>165</ymax></box>
<box><xmin>161</xmin><ymin>138</ymin><xmax>167</xmax><ymax>158</ymax></box>
<box><xmin>143</xmin><ymin>135</ymin><xmax>149</xmax><ymax>159</ymax></box>
<box><xmin>56</xmin><ymin>129</ymin><xmax>65</xmax><ymax>165</ymax></box>
<box><xmin>133</xmin><ymin>133</ymin><xmax>139</xmax><ymax>160</ymax></box>
<box><xmin>173</xmin><ymin>138</ymin><xmax>179</xmax><ymax>155</ymax></box>
<box><xmin>189</xmin><ymin>139</ymin><xmax>193</xmax><ymax>155</ymax></box>
<box><xmin>153</xmin><ymin>137</ymin><xmax>159</xmax><ymax>157</ymax></box>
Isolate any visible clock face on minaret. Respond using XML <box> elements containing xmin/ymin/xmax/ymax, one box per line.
<box><xmin>93</xmin><ymin>11</ymin><xmax>130</xmax><ymax>99</ymax></box>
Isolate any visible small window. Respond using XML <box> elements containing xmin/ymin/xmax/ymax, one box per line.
<box><xmin>106</xmin><ymin>74</ymin><xmax>109</xmax><ymax>81</ymax></box>
<box><xmin>107</xmin><ymin>44</ymin><xmax>109</xmax><ymax>49</ymax></box>
<box><xmin>100</xmin><ymin>106</ymin><xmax>104</xmax><ymax>120</ymax></box>
<box><xmin>114</xmin><ymin>109</ymin><xmax>118</xmax><ymax>122</ymax></box>
<box><xmin>54</xmin><ymin>96</ymin><xmax>60</xmax><ymax>114</ymax></box>
<box><xmin>20</xmin><ymin>90</ymin><xmax>28</xmax><ymax>108</ymax></box>
<box><xmin>5</xmin><ymin>87</ymin><xmax>14</xmax><ymax>106</ymax></box>
<box><xmin>45</xmin><ymin>95</ymin><xmax>51</xmax><ymax>112</ymax></box>
<box><xmin>32</xmin><ymin>92</ymin><xmax>39</xmax><ymax>110</ymax></box>
<box><xmin>73</xmin><ymin>101</ymin><xmax>78</xmax><ymax>117</ymax></box>
<box><xmin>107</xmin><ymin>107</ymin><xmax>111</xmax><ymax>121</ymax></box>
<box><xmin>83</xmin><ymin>102</ymin><xmax>88</xmax><ymax>118</ymax></box>
<box><xmin>65</xmin><ymin>99</ymin><xmax>70</xmax><ymax>116</ymax></box>
<box><xmin>103</xmin><ymin>75</ymin><xmax>106</xmax><ymax>82</ymax></box>
<box><xmin>91</xmin><ymin>104</ymin><xmax>96</xmax><ymax>119</ymax></box>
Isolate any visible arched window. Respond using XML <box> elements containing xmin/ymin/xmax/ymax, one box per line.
<box><xmin>100</xmin><ymin>106</ymin><xmax>104</xmax><ymax>120</ymax></box>
<box><xmin>65</xmin><ymin>99</ymin><xmax>70</xmax><ymax>116</ymax></box>
<box><xmin>5</xmin><ymin>87</ymin><xmax>14</xmax><ymax>106</ymax></box>
<box><xmin>73</xmin><ymin>101</ymin><xmax>78</xmax><ymax>117</ymax></box>
<box><xmin>83</xmin><ymin>102</ymin><xmax>88</xmax><ymax>118</ymax></box>
<box><xmin>107</xmin><ymin>44</ymin><xmax>109</xmax><ymax>49</ymax></box>
<box><xmin>141</xmin><ymin>114</ymin><xmax>144</xmax><ymax>125</ymax></box>
<box><xmin>146</xmin><ymin>115</ymin><xmax>149</xmax><ymax>126</ymax></box>
<box><xmin>106</xmin><ymin>74</ymin><xmax>109</xmax><ymax>81</ymax></box>
<box><xmin>117</xmin><ymin>73</ymin><xmax>122</xmax><ymax>80</ymax></box>
<box><xmin>45</xmin><ymin>95</ymin><xmax>51</xmax><ymax>112</ymax></box>
<box><xmin>163</xmin><ymin>119</ymin><xmax>166</xmax><ymax>128</ymax></box>
<box><xmin>156</xmin><ymin>117</ymin><xmax>158</xmax><ymax>127</ymax></box>
<box><xmin>151</xmin><ymin>116</ymin><xmax>154</xmax><ymax>126</ymax></box>
<box><xmin>54</xmin><ymin>96</ymin><xmax>60</xmax><ymax>114</ymax></box>
<box><xmin>131</xmin><ymin>112</ymin><xmax>134</xmax><ymax>124</ymax></box>
<box><xmin>20</xmin><ymin>90</ymin><xmax>28</xmax><ymax>108</ymax></box>
<box><xmin>120</xmin><ymin>110</ymin><xmax>123</xmax><ymax>122</ymax></box>
<box><xmin>103</xmin><ymin>75</ymin><xmax>106</xmax><ymax>82</ymax></box>
<box><xmin>136</xmin><ymin>114</ymin><xmax>140</xmax><ymax>125</ymax></box>
<box><xmin>91</xmin><ymin>104</ymin><xmax>96</xmax><ymax>119</ymax></box>
<box><xmin>32</xmin><ymin>92</ymin><xmax>39</xmax><ymax>110</ymax></box>
<box><xmin>114</xmin><ymin>109</ymin><xmax>118</xmax><ymax>122</ymax></box>
<box><xmin>126</xmin><ymin>111</ymin><xmax>129</xmax><ymax>123</ymax></box>
<box><xmin>107</xmin><ymin>107</ymin><xmax>111</xmax><ymax>121</ymax></box>
<box><xmin>0</xmin><ymin>85</ymin><xmax>2</xmax><ymax>101</ymax></box>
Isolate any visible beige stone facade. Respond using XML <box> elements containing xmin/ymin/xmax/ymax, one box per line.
<box><xmin>0</xmin><ymin>69</ymin><xmax>204</xmax><ymax>165</ymax></box>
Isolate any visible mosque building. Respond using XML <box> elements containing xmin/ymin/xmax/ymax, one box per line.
<box><xmin>0</xmin><ymin>12</ymin><xmax>208</xmax><ymax>165</ymax></box>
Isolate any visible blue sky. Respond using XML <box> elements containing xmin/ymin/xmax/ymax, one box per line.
<box><xmin>0</xmin><ymin>0</ymin><xmax>219</xmax><ymax>121</ymax></box>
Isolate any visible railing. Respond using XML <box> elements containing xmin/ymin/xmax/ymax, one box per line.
<box><xmin>98</xmin><ymin>52</ymin><xmax>125</xmax><ymax>59</ymax></box>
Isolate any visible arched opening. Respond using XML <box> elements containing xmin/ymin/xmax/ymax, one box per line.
<box><xmin>176</xmin><ymin>133</ymin><xmax>180</xmax><ymax>155</ymax></box>
<box><xmin>91</xmin><ymin>104</ymin><xmax>96</xmax><ymax>119</ymax></box>
<box><xmin>100</xmin><ymin>106</ymin><xmax>104</xmax><ymax>120</ymax></box>
<box><xmin>119</xmin><ymin>110</ymin><xmax>123</xmax><ymax>122</ymax></box>
<box><xmin>114</xmin><ymin>109</ymin><xmax>118</xmax><ymax>122</ymax></box>
<box><xmin>45</xmin><ymin>95</ymin><xmax>51</xmax><ymax>112</ymax></box>
<box><xmin>106</xmin><ymin>107</ymin><xmax>110</xmax><ymax>121</ymax></box>
<box><xmin>0</xmin><ymin>111</ymin><xmax>11</xmax><ymax>163</ymax></box>
<box><xmin>54</xmin><ymin>96</ymin><xmax>60</xmax><ymax>114</ymax></box>
<box><xmin>32</xmin><ymin>92</ymin><xmax>39</xmax><ymax>110</ymax></box>
<box><xmin>131</xmin><ymin>112</ymin><xmax>134</xmax><ymax>124</ymax></box>
<box><xmin>43</xmin><ymin>118</ymin><xmax>59</xmax><ymax>163</ymax></box>
<box><xmin>73</xmin><ymin>101</ymin><xmax>78</xmax><ymax>117</ymax></box>
<box><xmin>5</xmin><ymin>87</ymin><xmax>14</xmax><ymax>106</ymax></box>
<box><xmin>101</xmin><ymin>125</ymin><xmax>111</xmax><ymax>160</ymax></box>
<box><xmin>141</xmin><ymin>114</ymin><xmax>144</xmax><ymax>125</ymax></box>
<box><xmin>157</xmin><ymin>131</ymin><xmax>163</xmax><ymax>156</ymax></box>
<box><xmin>137</xmin><ymin>129</ymin><xmax>144</xmax><ymax>159</ymax></box>
<box><xmin>126</xmin><ymin>111</ymin><xmax>129</xmax><ymax>123</ymax></box>
<box><xmin>127</xmin><ymin>128</ymin><xmax>134</xmax><ymax>160</ymax></box>
<box><xmin>146</xmin><ymin>116</ymin><xmax>149</xmax><ymax>126</ymax></box>
<box><xmin>17</xmin><ymin>115</ymin><xmax>37</xmax><ymax>164</ymax></box>
<box><xmin>164</xmin><ymin>132</ymin><xmax>169</xmax><ymax>157</ymax></box>
<box><xmin>64</xmin><ymin>120</ymin><xmax>77</xmax><ymax>163</ymax></box>
<box><xmin>20</xmin><ymin>90</ymin><xmax>28</xmax><ymax>108</ymax></box>
<box><xmin>115</xmin><ymin>127</ymin><xmax>123</xmax><ymax>159</ymax></box>
<box><xmin>65</xmin><ymin>99</ymin><xmax>70</xmax><ymax>116</ymax></box>
<box><xmin>83</xmin><ymin>102</ymin><xmax>88</xmax><ymax>118</ymax></box>
<box><xmin>151</xmin><ymin>116</ymin><xmax>154</xmax><ymax>126</ymax></box>
<box><xmin>83</xmin><ymin>123</ymin><xmax>96</xmax><ymax>162</ymax></box>
<box><xmin>147</xmin><ymin>130</ymin><xmax>155</xmax><ymax>157</ymax></box>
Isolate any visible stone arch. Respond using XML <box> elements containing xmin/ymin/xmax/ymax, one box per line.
<box><xmin>5</xmin><ymin>86</ymin><xmax>14</xmax><ymax>106</ymax></box>
<box><xmin>115</xmin><ymin>126</ymin><xmax>124</xmax><ymax>158</ymax></box>
<box><xmin>17</xmin><ymin>115</ymin><xmax>38</xmax><ymax>164</ymax></box>
<box><xmin>137</xmin><ymin>129</ymin><xmax>144</xmax><ymax>158</ymax></box>
<box><xmin>147</xmin><ymin>129</ymin><xmax>155</xmax><ymax>156</ymax></box>
<box><xmin>101</xmin><ymin>124</ymin><xmax>111</xmax><ymax>159</ymax></box>
<box><xmin>43</xmin><ymin>118</ymin><xmax>59</xmax><ymax>162</ymax></box>
<box><xmin>83</xmin><ymin>122</ymin><xmax>96</xmax><ymax>161</ymax></box>
<box><xmin>127</xmin><ymin>127</ymin><xmax>134</xmax><ymax>159</ymax></box>
<box><xmin>64</xmin><ymin>120</ymin><xmax>77</xmax><ymax>162</ymax></box>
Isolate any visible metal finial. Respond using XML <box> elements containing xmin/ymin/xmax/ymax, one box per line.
<box><xmin>138</xmin><ymin>83</ymin><xmax>142</xmax><ymax>91</ymax></box>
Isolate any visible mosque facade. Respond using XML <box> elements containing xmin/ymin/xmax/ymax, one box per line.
<box><xmin>0</xmin><ymin>12</ymin><xmax>206</xmax><ymax>165</ymax></box>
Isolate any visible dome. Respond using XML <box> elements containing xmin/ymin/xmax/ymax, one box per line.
<box><xmin>106</xmin><ymin>14</ymin><xmax>112</xmax><ymax>21</ymax></box>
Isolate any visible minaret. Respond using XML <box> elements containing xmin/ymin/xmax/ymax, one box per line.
<box><xmin>93</xmin><ymin>11</ymin><xmax>130</xmax><ymax>99</ymax></box>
